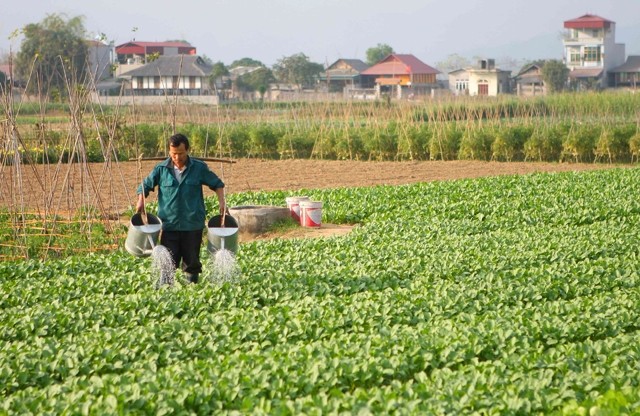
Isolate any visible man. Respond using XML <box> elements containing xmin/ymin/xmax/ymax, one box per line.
<box><xmin>136</xmin><ymin>133</ymin><xmax>226</xmax><ymax>283</ymax></box>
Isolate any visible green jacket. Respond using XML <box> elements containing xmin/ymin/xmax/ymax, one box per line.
<box><xmin>137</xmin><ymin>157</ymin><xmax>224</xmax><ymax>231</ymax></box>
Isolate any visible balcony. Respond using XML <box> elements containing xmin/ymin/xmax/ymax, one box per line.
<box><xmin>562</xmin><ymin>34</ymin><xmax>604</xmax><ymax>45</ymax></box>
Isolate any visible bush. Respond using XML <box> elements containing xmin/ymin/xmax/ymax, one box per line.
<box><xmin>429</xmin><ymin>124</ymin><xmax>462</xmax><ymax>161</ymax></box>
<box><xmin>492</xmin><ymin>125</ymin><xmax>532</xmax><ymax>161</ymax></box>
<box><xmin>277</xmin><ymin>132</ymin><xmax>315</xmax><ymax>159</ymax></box>
<box><xmin>629</xmin><ymin>132</ymin><xmax>640</xmax><ymax>162</ymax></box>
<box><xmin>396</xmin><ymin>124</ymin><xmax>431</xmax><ymax>161</ymax></box>
<box><xmin>333</xmin><ymin>131</ymin><xmax>365</xmax><ymax>160</ymax></box>
<box><xmin>309</xmin><ymin>130</ymin><xmax>336</xmax><ymax>160</ymax></box>
<box><xmin>223</xmin><ymin>125</ymin><xmax>250</xmax><ymax>158</ymax></box>
<box><xmin>524</xmin><ymin>127</ymin><xmax>563</xmax><ymax>162</ymax></box>
<box><xmin>594</xmin><ymin>126</ymin><xmax>631</xmax><ymax>163</ymax></box>
<box><xmin>459</xmin><ymin>126</ymin><xmax>495</xmax><ymax>161</ymax></box>
<box><xmin>562</xmin><ymin>124</ymin><xmax>600</xmax><ymax>162</ymax></box>
<box><xmin>247</xmin><ymin>124</ymin><xmax>279</xmax><ymax>159</ymax></box>
<box><xmin>363</xmin><ymin>124</ymin><xmax>397</xmax><ymax>161</ymax></box>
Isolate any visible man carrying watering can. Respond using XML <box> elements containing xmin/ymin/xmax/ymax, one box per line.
<box><xmin>136</xmin><ymin>133</ymin><xmax>226</xmax><ymax>283</ymax></box>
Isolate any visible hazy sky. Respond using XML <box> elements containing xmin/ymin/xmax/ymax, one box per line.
<box><xmin>2</xmin><ymin>0</ymin><xmax>640</xmax><ymax>67</ymax></box>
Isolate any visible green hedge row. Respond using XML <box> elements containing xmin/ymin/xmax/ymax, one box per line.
<box><xmin>5</xmin><ymin>120</ymin><xmax>640</xmax><ymax>164</ymax></box>
<box><xmin>134</xmin><ymin>120</ymin><xmax>640</xmax><ymax>163</ymax></box>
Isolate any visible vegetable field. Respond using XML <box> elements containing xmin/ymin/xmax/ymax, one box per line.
<box><xmin>2</xmin><ymin>167</ymin><xmax>640</xmax><ymax>414</ymax></box>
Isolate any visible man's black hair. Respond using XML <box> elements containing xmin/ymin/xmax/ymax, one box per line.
<box><xmin>169</xmin><ymin>133</ymin><xmax>190</xmax><ymax>150</ymax></box>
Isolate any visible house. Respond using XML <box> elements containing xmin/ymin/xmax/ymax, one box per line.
<box><xmin>118</xmin><ymin>55</ymin><xmax>213</xmax><ymax>96</ymax></box>
<box><xmin>448</xmin><ymin>59</ymin><xmax>511</xmax><ymax>97</ymax></box>
<box><xmin>514</xmin><ymin>64</ymin><xmax>546</xmax><ymax>96</ymax></box>
<box><xmin>360</xmin><ymin>54</ymin><xmax>440</xmax><ymax>98</ymax></box>
<box><xmin>609</xmin><ymin>56</ymin><xmax>640</xmax><ymax>88</ymax></box>
<box><xmin>448</xmin><ymin>68</ymin><xmax>469</xmax><ymax>96</ymax></box>
<box><xmin>115</xmin><ymin>41</ymin><xmax>196</xmax><ymax>64</ymax></box>
<box><xmin>563</xmin><ymin>14</ymin><xmax>625</xmax><ymax>89</ymax></box>
<box><xmin>318</xmin><ymin>59</ymin><xmax>369</xmax><ymax>92</ymax></box>
<box><xmin>114</xmin><ymin>41</ymin><xmax>196</xmax><ymax>77</ymax></box>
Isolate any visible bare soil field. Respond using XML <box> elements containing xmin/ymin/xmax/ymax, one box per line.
<box><xmin>5</xmin><ymin>158</ymin><xmax>627</xmax><ymax>212</ymax></box>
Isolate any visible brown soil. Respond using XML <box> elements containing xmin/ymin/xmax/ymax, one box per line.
<box><xmin>3</xmin><ymin>158</ymin><xmax>626</xmax><ymax>240</ymax></box>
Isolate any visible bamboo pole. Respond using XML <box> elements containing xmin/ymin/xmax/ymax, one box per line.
<box><xmin>129</xmin><ymin>156</ymin><xmax>236</xmax><ymax>163</ymax></box>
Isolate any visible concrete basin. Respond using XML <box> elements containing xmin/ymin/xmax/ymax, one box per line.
<box><xmin>229</xmin><ymin>205</ymin><xmax>291</xmax><ymax>241</ymax></box>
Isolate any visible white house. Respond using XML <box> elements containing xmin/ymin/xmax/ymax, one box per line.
<box><xmin>563</xmin><ymin>14</ymin><xmax>626</xmax><ymax>88</ymax></box>
<box><xmin>448</xmin><ymin>68</ymin><xmax>469</xmax><ymax>96</ymax></box>
<box><xmin>119</xmin><ymin>55</ymin><xmax>213</xmax><ymax>96</ymax></box>
<box><xmin>448</xmin><ymin>59</ymin><xmax>511</xmax><ymax>97</ymax></box>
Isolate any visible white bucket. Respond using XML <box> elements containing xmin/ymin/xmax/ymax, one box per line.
<box><xmin>300</xmin><ymin>201</ymin><xmax>323</xmax><ymax>228</ymax></box>
<box><xmin>285</xmin><ymin>196</ymin><xmax>310</xmax><ymax>224</ymax></box>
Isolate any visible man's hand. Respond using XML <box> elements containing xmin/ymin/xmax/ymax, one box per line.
<box><xmin>215</xmin><ymin>187</ymin><xmax>226</xmax><ymax>215</ymax></box>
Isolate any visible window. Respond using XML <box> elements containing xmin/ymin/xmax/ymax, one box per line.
<box><xmin>569</xmin><ymin>48</ymin><xmax>581</xmax><ymax>64</ymax></box>
<box><xmin>584</xmin><ymin>46</ymin><xmax>601</xmax><ymax>62</ymax></box>
<box><xmin>455</xmin><ymin>79</ymin><xmax>468</xmax><ymax>91</ymax></box>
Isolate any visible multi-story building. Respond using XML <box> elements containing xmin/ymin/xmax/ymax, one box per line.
<box><xmin>563</xmin><ymin>14</ymin><xmax>625</xmax><ymax>89</ymax></box>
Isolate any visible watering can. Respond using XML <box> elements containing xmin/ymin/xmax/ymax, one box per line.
<box><xmin>207</xmin><ymin>214</ymin><xmax>239</xmax><ymax>254</ymax></box>
<box><xmin>125</xmin><ymin>213</ymin><xmax>163</xmax><ymax>257</ymax></box>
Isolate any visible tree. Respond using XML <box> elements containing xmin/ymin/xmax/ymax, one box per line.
<box><xmin>236</xmin><ymin>67</ymin><xmax>275</xmax><ymax>99</ymax></box>
<box><xmin>229</xmin><ymin>57</ymin><xmax>265</xmax><ymax>69</ymax></box>
<box><xmin>434</xmin><ymin>53</ymin><xmax>472</xmax><ymax>74</ymax></box>
<box><xmin>517</xmin><ymin>59</ymin><xmax>546</xmax><ymax>75</ymax></box>
<box><xmin>15</xmin><ymin>13</ymin><xmax>89</xmax><ymax>99</ymax></box>
<box><xmin>209</xmin><ymin>61</ymin><xmax>230</xmax><ymax>94</ymax></box>
<box><xmin>365</xmin><ymin>43</ymin><xmax>394</xmax><ymax>65</ymax></box>
<box><xmin>541</xmin><ymin>60</ymin><xmax>569</xmax><ymax>93</ymax></box>
<box><xmin>272</xmin><ymin>53</ymin><xmax>323</xmax><ymax>89</ymax></box>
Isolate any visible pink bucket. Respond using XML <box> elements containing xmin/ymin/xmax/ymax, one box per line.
<box><xmin>300</xmin><ymin>201</ymin><xmax>323</xmax><ymax>227</ymax></box>
<box><xmin>285</xmin><ymin>196</ymin><xmax>310</xmax><ymax>224</ymax></box>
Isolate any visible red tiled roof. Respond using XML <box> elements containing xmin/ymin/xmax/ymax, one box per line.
<box><xmin>361</xmin><ymin>54</ymin><xmax>440</xmax><ymax>76</ymax></box>
<box><xmin>115</xmin><ymin>41</ymin><xmax>196</xmax><ymax>55</ymax></box>
<box><xmin>564</xmin><ymin>14</ymin><xmax>614</xmax><ymax>29</ymax></box>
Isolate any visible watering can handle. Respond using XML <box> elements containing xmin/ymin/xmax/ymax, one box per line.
<box><xmin>137</xmin><ymin>153</ymin><xmax>148</xmax><ymax>225</ymax></box>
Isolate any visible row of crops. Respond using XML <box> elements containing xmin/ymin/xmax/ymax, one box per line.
<box><xmin>5</xmin><ymin>119</ymin><xmax>640</xmax><ymax>166</ymax></box>
<box><xmin>4</xmin><ymin>92</ymin><xmax>640</xmax><ymax>164</ymax></box>
<box><xmin>2</xmin><ymin>167</ymin><xmax>640</xmax><ymax>413</ymax></box>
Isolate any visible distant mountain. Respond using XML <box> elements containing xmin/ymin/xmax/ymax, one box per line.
<box><xmin>461</xmin><ymin>32</ymin><xmax>562</xmax><ymax>65</ymax></box>
<box><xmin>459</xmin><ymin>23</ymin><xmax>640</xmax><ymax>70</ymax></box>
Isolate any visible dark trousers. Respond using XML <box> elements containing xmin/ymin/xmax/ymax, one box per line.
<box><xmin>160</xmin><ymin>229</ymin><xmax>204</xmax><ymax>275</ymax></box>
